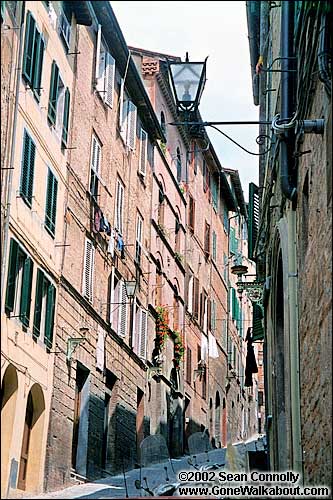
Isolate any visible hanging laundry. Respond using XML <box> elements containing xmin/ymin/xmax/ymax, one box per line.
<box><xmin>99</xmin><ymin>212</ymin><xmax>107</xmax><ymax>233</ymax></box>
<box><xmin>107</xmin><ymin>229</ymin><xmax>115</xmax><ymax>258</ymax></box>
<box><xmin>201</xmin><ymin>333</ymin><xmax>208</xmax><ymax>361</ymax></box>
<box><xmin>117</xmin><ymin>234</ymin><xmax>124</xmax><ymax>252</ymax></box>
<box><xmin>208</xmin><ymin>332</ymin><xmax>219</xmax><ymax>358</ymax></box>
<box><xmin>93</xmin><ymin>207</ymin><xmax>102</xmax><ymax>233</ymax></box>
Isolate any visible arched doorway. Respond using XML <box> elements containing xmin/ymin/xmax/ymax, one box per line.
<box><xmin>17</xmin><ymin>383</ymin><xmax>45</xmax><ymax>492</ymax></box>
<box><xmin>1</xmin><ymin>364</ymin><xmax>18</xmax><ymax>497</ymax></box>
<box><xmin>273</xmin><ymin>251</ymin><xmax>288</xmax><ymax>469</ymax></box>
<box><xmin>215</xmin><ymin>392</ymin><xmax>221</xmax><ymax>447</ymax></box>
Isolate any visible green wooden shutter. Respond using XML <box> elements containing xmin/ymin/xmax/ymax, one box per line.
<box><xmin>5</xmin><ymin>239</ymin><xmax>19</xmax><ymax>313</ymax></box>
<box><xmin>22</xmin><ymin>11</ymin><xmax>36</xmax><ymax>85</ymax></box>
<box><xmin>19</xmin><ymin>256</ymin><xmax>33</xmax><ymax>327</ymax></box>
<box><xmin>252</xmin><ymin>304</ymin><xmax>264</xmax><ymax>341</ymax></box>
<box><xmin>248</xmin><ymin>182</ymin><xmax>260</xmax><ymax>260</ymax></box>
<box><xmin>33</xmin><ymin>269</ymin><xmax>44</xmax><ymax>338</ymax></box>
<box><xmin>44</xmin><ymin>282</ymin><xmax>55</xmax><ymax>348</ymax></box>
<box><xmin>20</xmin><ymin>130</ymin><xmax>35</xmax><ymax>206</ymax></box>
<box><xmin>45</xmin><ymin>168</ymin><xmax>58</xmax><ymax>236</ymax></box>
<box><xmin>1</xmin><ymin>1</ymin><xmax>6</xmax><ymax>20</ymax></box>
<box><xmin>48</xmin><ymin>61</ymin><xmax>59</xmax><ymax>125</ymax></box>
<box><xmin>231</xmin><ymin>287</ymin><xmax>237</xmax><ymax>320</ymax></box>
<box><xmin>32</xmin><ymin>33</ymin><xmax>45</xmax><ymax>100</ymax></box>
<box><xmin>62</xmin><ymin>88</ymin><xmax>70</xmax><ymax>147</ymax></box>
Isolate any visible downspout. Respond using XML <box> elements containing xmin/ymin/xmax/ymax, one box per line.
<box><xmin>280</xmin><ymin>1</ymin><xmax>297</xmax><ymax>202</ymax></box>
<box><xmin>280</xmin><ymin>0</ymin><xmax>303</xmax><ymax>476</ymax></box>
<box><xmin>246</xmin><ymin>1</ymin><xmax>260</xmax><ymax>106</ymax></box>
<box><xmin>1</xmin><ymin>2</ymin><xmax>25</xmax><ymax>308</ymax></box>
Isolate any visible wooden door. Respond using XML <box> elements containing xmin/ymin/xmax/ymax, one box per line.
<box><xmin>71</xmin><ymin>382</ymin><xmax>82</xmax><ymax>469</ymax></box>
<box><xmin>17</xmin><ymin>393</ymin><xmax>33</xmax><ymax>490</ymax></box>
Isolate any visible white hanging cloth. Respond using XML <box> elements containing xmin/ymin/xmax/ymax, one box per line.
<box><xmin>96</xmin><ymin>325</ymin><xmax>106</xmax><ymax>372</ymax></box>
<box><xmin>208</xmin><ymin>332</ymin><xmax>219</xmax><ymax>359</ymax></box>
<box><xmin>201</xmin><ymin>333</ymin><xmax>208</xmax><ymax>361</ymax></box>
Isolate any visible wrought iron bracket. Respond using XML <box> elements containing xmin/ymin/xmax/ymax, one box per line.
<box><xmin>236</xmin><ymin>280</ymin><xmax>265</xmax><ymax>311</ymax></box>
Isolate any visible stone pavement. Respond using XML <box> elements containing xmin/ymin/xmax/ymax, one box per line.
<box><xmin>34</xmin><ymin>435</ymin><xmax>266</xmax><ymax>499</ymax></box>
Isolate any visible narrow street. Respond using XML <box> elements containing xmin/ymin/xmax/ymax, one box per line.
<box><xmin>33</xmin><ymin>436</ymin><xmax>266</xmax><ymax>499</ymax></box>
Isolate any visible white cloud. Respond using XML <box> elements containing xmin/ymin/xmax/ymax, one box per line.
<box><xmin>111</xmin><ymin>1</ymin><xmax>260</xmax><ymax>198</ymax></box>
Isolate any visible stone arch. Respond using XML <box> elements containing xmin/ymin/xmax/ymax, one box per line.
<box><xmin>1</xmin><ymin>364</ymin><xmax>18</xmax><ymax>497</ymax></box>
<box><xmin>17</xmin><ymin>383</ymin><xmax>45</xmax><ymax>492</ymax></box>
<box><xmin>215</xmin><ymin>391</ymin><xmax>221</xmax><ymax>447</ymax></box>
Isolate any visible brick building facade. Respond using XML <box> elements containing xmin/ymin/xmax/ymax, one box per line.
<box><xmin>246</xmin><ymin>0</ymin><xmax>332</xmax><ymax>485</ymax></box>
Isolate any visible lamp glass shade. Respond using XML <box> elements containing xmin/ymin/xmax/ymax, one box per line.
<box><xmin>169</xmin><ymin>60</ymin><xmax>206</xmax><ymax>110</ymax></box>
<box><xmin>125</xmin><ymin>280</ymin><xmax>137</xmax><ymax>298</ymax></box>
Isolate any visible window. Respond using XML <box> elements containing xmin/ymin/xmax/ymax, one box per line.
<box><xmin>173</xmin><ymin>291</ymin><xmax>179</xmax><ymax>331</ymax></box>
<box><xmin>204</xmin><ymin>221</ymin><xmax>210</xmax><ymax>258</ymax></box>
<box><xmin>20</xmin><ymin>130</ymin><xmax>35</xmax><ymax>207</ymax></box>
<box><xmin>5</xmin><ymin>239</ymin><xmax>33</xmax><ymax>327</ymax></box>
<box><xmin>203</xmin><ymin>160</ymin><xmax>210</xmax><ymax>193</ymax></box>
<box><xmin>188</xmin><ymin>194</ymin><xmax>195</xmax><ymax>233</ymax></box>
<box><xmin>200</xmin><ymin>290</ymin><xmax>208</xmax><ymax>332</ymax></box>
<box><xmin>193</xmin><ymin>277</ymin><xmax>200</xmax><ymax>320</ymax></box>
<box><xmin>95</xmin><ymin>26</ymin><xmax>115</xmax><ymax>108</ymax></box>
<box><xmin>221</xmin><ymin>318</ymin><xmax>227</xmax><ymax>352</ymax></box>
<box><xmin>119</xmin><ymin>79</ymin><xmax>137</xmax><ymax>150</ymax></box>
<box><xmin>223</xmin><ymin>253</ymin><xmax>228</xmax><ymax>281</ymax></box>
<box><xmin>187</xmin><ymin>274</ymin><xmax>194</xmax><ymax>314</ymax></box>
<box><xmin>48</xmin><ymin>61</ymin><xmax>70</xmax><ymax>147</ymax></box>
<box><xmin>83</xmin><ymin>239</ymin><xmax>94</xmax><ymax>303</ymax></box>
<box><xmin>45</xmin><ymin>168</ymin><xmax>58</xmax><ymax>237</ymax></box>
<box><xmin>33</xmin><ymin>269</ymin><xmax>56</xmax><ymax>349</ymax></box>
<box><xmin>175</xmin><ymin>217</ymin><xmax>181</xmax><ymax>253</ymax></box>
<box><xmin>115</xmin><ymin>179</ymin><xmax>124</xmax><ymax>234</ymax></box>
<box><xmin>160</xmin><ymin>111</ymin><xmax>167</xmax><ymax>138</ymax></box>
<box><xmin>139</xmin><ymin>128</ymin><xmax>148</xmax><ymax>176</ymax></box>
<box><xmin>211</xmin><ymin>300</ymin><xmax>217</xmax><ymax>332</ymax></box>
<box><xmin>135</xmin><ymin>213</ymin><xmax>143</xmax><ymax>266</ymax></box>
<box><xmin>211</xmin><ymin>175</ymin><xmax>218</xmax><ymax>211</ymax></box>
<box><xmin>212</xmin><ymin>231</ymin><xmax>217</xmax><ymax>262</ymax></box>
<box><xmin>117</xmin><ymin>280</ymin><xmax>128</xmax><ymax>337</ymax></box>
<box><xmin>158</xmin><ymin>187</ymin><xmax>165</xmax><ymax>225</ymax></box>
<box><xmin>59</xmin><ymin>9</ymin><xmax>71</xmax><ymax>51</ymax></box>
<box><xmin>22</xmin><ymin>11</ymin><xmax>45</xmax><ymax>101</ymax></box>
<box><xmin>176</xmin><ymin>147</ymin><xmax>182</xmax><ymax>182</ymax></box>
<box><xmin>90</xmin><ymin>134</ymin><xmax>102</xmax><ymax>201</ymax></box>
<box><xmin>230</xmin><ymin>226</ymin><xmax>238</xmax><ymax>255</ymax></box>
<box><xmin>133</xmin><ymin>303</ymin><xmax>148</xmax><ymax>359</ymax></box>
<box><xmin>186</xmin><ymin>347</ymin><xmax>192</xmax><ymax>384</ymax></box>
<box><xmin>223</xmin><ymin>206</ymin><xmax>229</xmax><ymax>232</ymax></box>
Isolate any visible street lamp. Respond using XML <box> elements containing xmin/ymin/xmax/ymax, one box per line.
<box><xmin>168</xmin><ymin>54</ymin><xmax>273</xmax><ymax>156</ymax></box>
<box><xmin>168</xmin><ymin>52</ymin><xmax>207</xmax><ymax>113</ymax></box>
<box><xmin>124</xmin><ymin>280</ymin><xmax>137</xmax><ymax>300</ymax></box>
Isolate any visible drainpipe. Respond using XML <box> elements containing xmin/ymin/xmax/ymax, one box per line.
<box><xmin>280</xmin><ymin>1</ymin><xmax>297</xmax><ymax>202</ymax></box>
<box><xmin>280</xmin><ymin>1</ymin><xmax>303</xmax><ymax>475</ymax></box>
<box><xmin>1</xmin><ymin>2</ymin><xmax>25</xmax><ymax>309</ymax></box>
<box><xmin>246</xmin><ymin>1</ymin><xmax>260</xmax><ymax>106</ymax></box>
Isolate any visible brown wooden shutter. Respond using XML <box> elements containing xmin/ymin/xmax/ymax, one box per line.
<box><xmin>193</xmin><ymin>277</ymin><xmax>199</xmax><ymax>319</ymax></box>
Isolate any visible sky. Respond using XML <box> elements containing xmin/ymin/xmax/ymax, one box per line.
<box><xmin>111</xmin><ymin>1</ymin><xmax>259</xmax><ymax>200</ymax></box>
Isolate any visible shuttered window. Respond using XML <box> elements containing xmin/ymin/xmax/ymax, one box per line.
<box><xmin>186</xmin><ymin>347</ymin><xmax>192</xmax><ymax>384</ymax></box>
<box><xmin>252</xmin><ymin>304</ymin><xmax>264</xmax><ymax>341</ymax></box>
<box><xmin>135</xmin><ymin>213</ymin><xmax>143</xmax><ymax>266</ymax></box>
<box><xmin>188</xmin><ymin>195</ymin><xmax>195</xmax><ymax>233</ymax></box>
<box><xmin>193</xmin><ymin>277</ymin><xmax>200</xmax><ymax>320</ymax></box>
<box><xmin>90</xmin><ymin>134</ymin><xmax>102</xmax><ymax>200</ymax></box>
<box><xmin>48</xmin><ymin>61</ymin><xmax>69</xmax><ymax>143</ymax></box>
<box><xmin>20</xmin><ymin>130</ymin><xmax>35</xmax><ymax>207</ymax></box>
<box><xmin>204</xmin><ymin>221</ymin><xmax>210</xmax><ymax>257</ymax></box>
<box><xmin>22</xmin><ymin>11</ymin><xmax>45</xmax><ymax>102</ymax></box>
<box><xmin>212</xmin><ymin>231</ymin><xmax>217</xmax><ymax>262</ymax></box>
<box><xmin>33</xmin><ymin>269</ymin><xmax>56</xmax><ymax>349</ymax></box>
<box><xmin>187</xmin><ymin>274</ymin><xmax>194</xmax><ymax>314</ymax></box>
<box><xmin>139</xmin><ymin>309</ymin><xmax>148</xmax><ymax>359</ymax></box>
<box><xmin>62</xmin><ymin>88</ymin><xmax>70</xmax><ymax>148</ymax></box>
<box><xmin>139</xmin><ymin>128</ymin><xmax>148</xmax><ymax>175</ymax></box>
<box><xmin>115</xmin><ymin>179</ymin><xmax>124</xmax><ymax>234</ymax></box>
<box><xmin>248</xmin><ymin>182</ymin><xmax>260</xmax><ymax>260</ymax></box>
<box><xmin>59</xmin><ymin>9</ymin><xmax>71</xmax><ymax>51</ymax></box>
<box><xmin>83</xmin><ymin>239</ymin><xmax>94</xmax><ymax>303</ymax></box>
<box><xmin>211</xmin><ymin>300</ymin><xmax>217</xmax><ymax>332</ymax></box>
<box><xmin>119</xmin><ymin>80</ymin><xmax>137</xmax><ymax>150</ymax></box>
<box><xmin>223</xmin><ymin>206</ymin><xmax>229</xmax><ymax>232</ymax></box>
<box><xmin>45</xmin><ymin>168</ymin><xmax>58</xmax><ymax>237</ymax></box>
<box><xmin>230</xmin><ymin>226</ymin><xmax>238</xmax><ymax>255</ymax></box>
<box><xmin>127</xmin><ymin>101</ymin><xmax>137</xmax><ymax>150</ymax></box>
<box><xmin>95</xmin><ymin>28</ymin><xmax>115</xmax><ymax>108</ymax></box>
<box><xmin>5</xmin><ymin>239</ymin><xmax>33</xmax><ymax>327</ymax></box>
<box><xmin>117</xmin><ymin>280</ymin><xmax>128</xmax><ymax>337</ymax></box>
<box><xmin>211</xmin><ymin>175</ymin><xmax>218</xmax><ymax>211</ymax></box>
